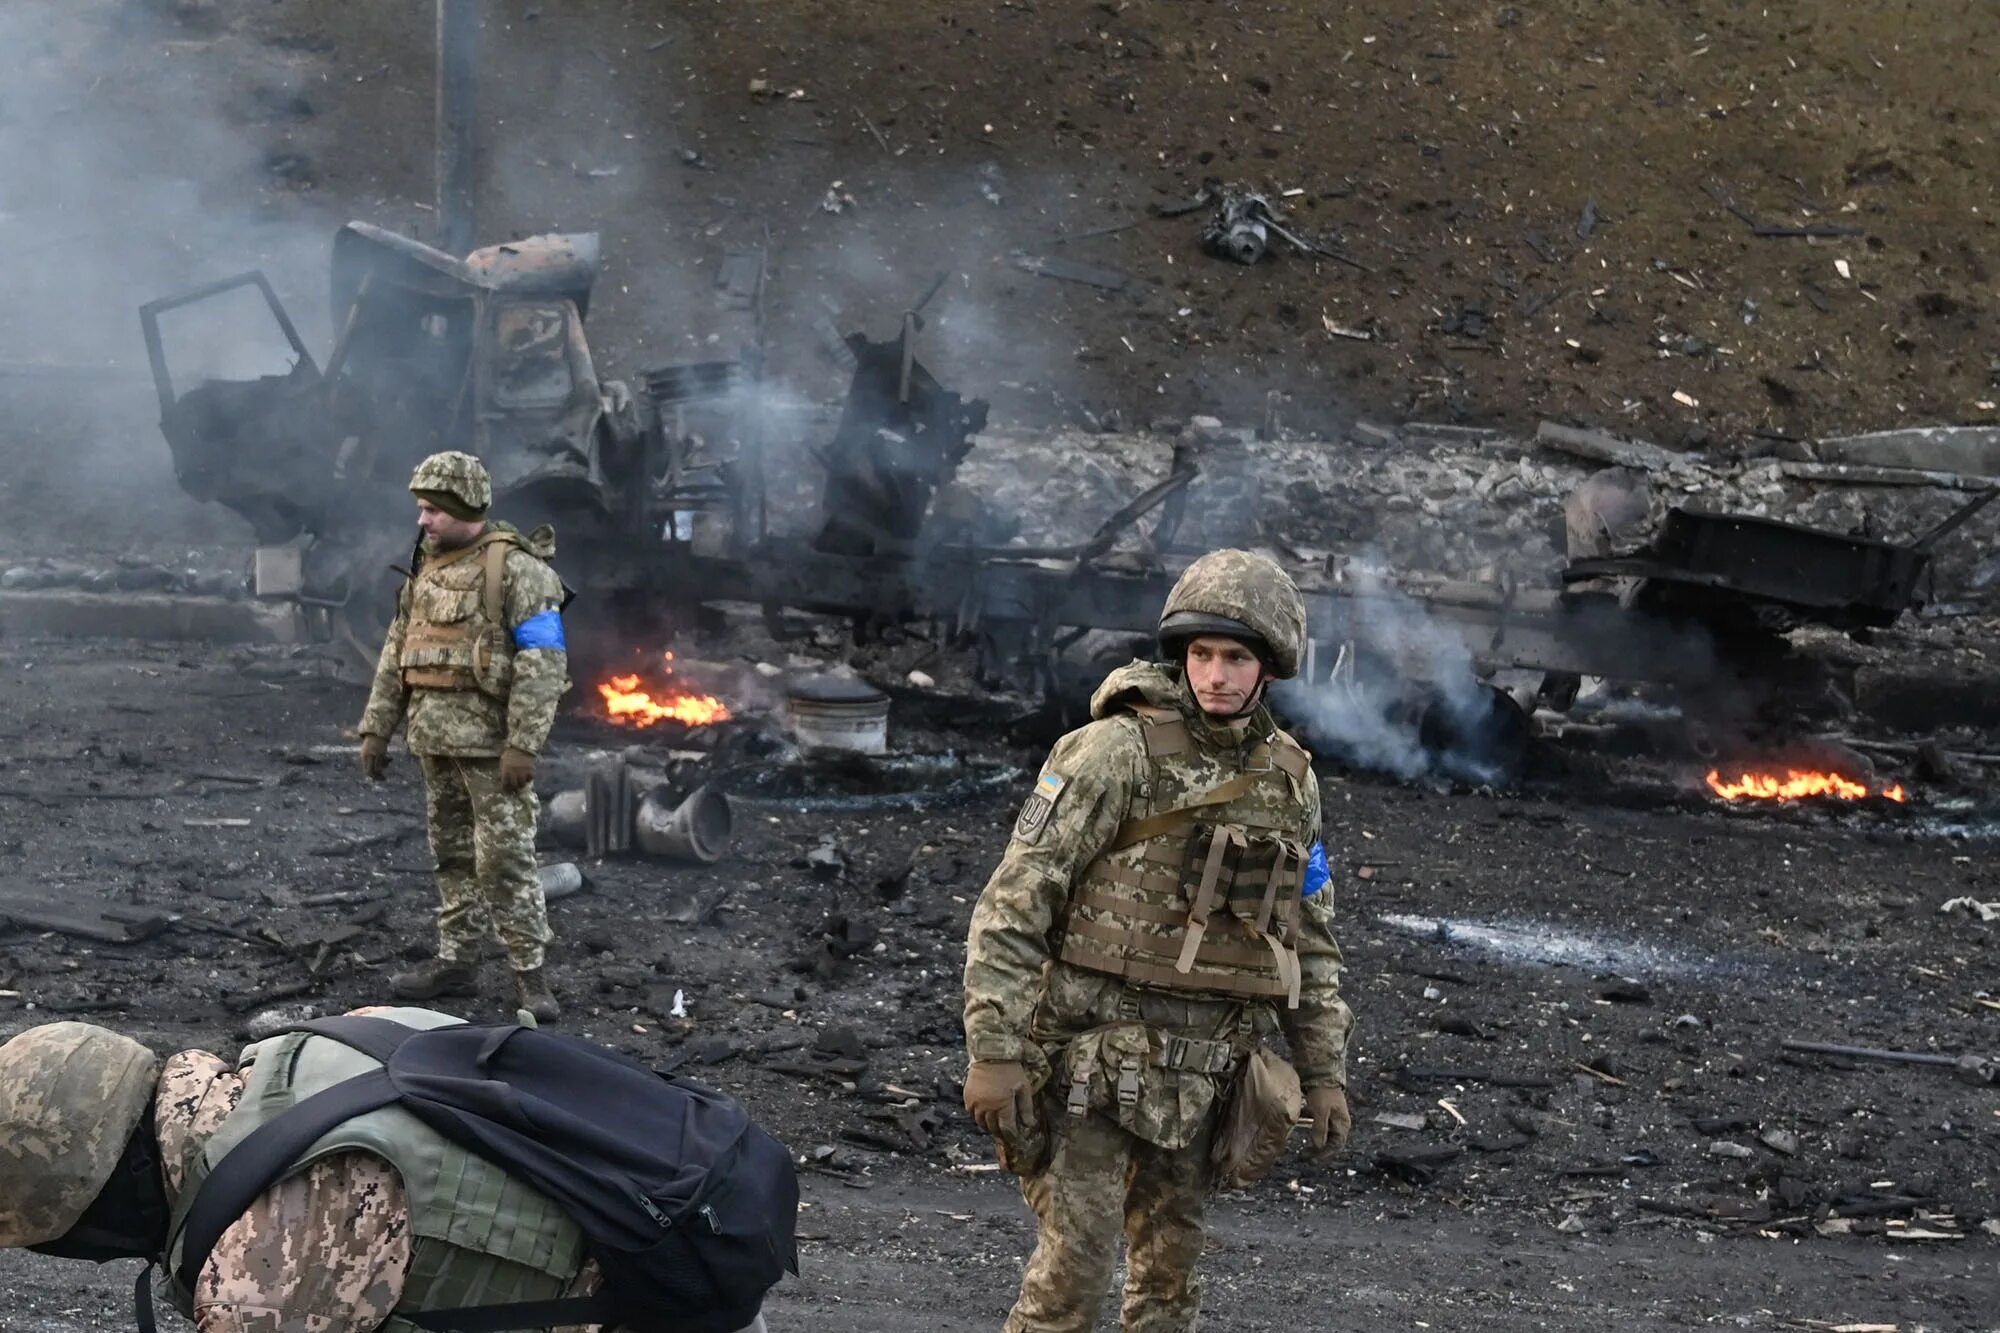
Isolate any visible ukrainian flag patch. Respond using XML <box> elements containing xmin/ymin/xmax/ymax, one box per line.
<box><xmin>1014</xmin><ymin>771</ymin><xmax>1068</xmax><ymax>841</ymax></box>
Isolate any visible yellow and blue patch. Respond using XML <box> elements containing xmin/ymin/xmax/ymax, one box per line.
<box><xmin>1013</xmin><ymin>771</ymin><xmax>1068</xmax><ymax>842</ymax></box>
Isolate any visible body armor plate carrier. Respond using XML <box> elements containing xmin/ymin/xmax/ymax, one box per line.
<box><xmin>398</xmin><ymin>531</ymin><xmax>522</xmax><ymax>697</ymax></box>
<box><xmin>1056</xmin><ymin>705</ymin><xmax>1311</xmax><ymax>1006</ymax></box>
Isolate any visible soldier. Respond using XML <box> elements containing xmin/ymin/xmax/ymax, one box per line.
<box><xmin>963</xmin><ymin>548</ymin><xmax>1354</xmax><ymax>1333</ymax></box>
<box><xmin>0</xmin><ymin>1015</ymin><xmax>768</xmax><ymax>1333</ymax></box>
<box><xmin>357</xmin><ymin>451</ymin><xmax>571</xmax><ymax>1021</ymax></box>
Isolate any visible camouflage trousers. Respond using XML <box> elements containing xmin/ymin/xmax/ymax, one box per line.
<box><xmin>1005</xmin><ymin>1107</ymin><xmax>1217</xmax><ymax>1333</ymax></box>
<box><xmin>419</xmin><ymin>754</ymin><xmax>550</xmax><ymax>971</ymax></box>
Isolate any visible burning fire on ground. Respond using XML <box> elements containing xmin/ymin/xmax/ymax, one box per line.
<box><xmin>596</xmin><ymin>653</ymin><xmax>731</xmax><ymax>728</ymax></box>
<box><xmin>1706</xmin><ymin>768</ymin><xmax>1906</xmax><ymax>804</ymax></box>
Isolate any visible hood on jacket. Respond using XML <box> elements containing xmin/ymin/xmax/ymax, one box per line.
<box><xmin>1089</xmin><ymin>659</ymin><xmax>1270</xmax><ymax>748</ymax></box>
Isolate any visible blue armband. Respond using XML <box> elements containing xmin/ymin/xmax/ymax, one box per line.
<box><xmin>1303</xmin><ymin>839</ymin><xmax>1331</xmax><ymax>898</ymax></box>
<box><xmin>512</xmin><ymin>609</ymin><xmax>566</xmax><ymax>651</ymax></box>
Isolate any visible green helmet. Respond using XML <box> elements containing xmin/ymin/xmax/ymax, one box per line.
<box><xmin>409</xmin><ymin>450</ymin><xmax>492</xmax><ymax>520</ymax></box>
<box><xmin>1157</xmin><ymin>548</ymin><xmax>1307</xmax><ymax>680</ymax></box>
<box><xmin>0</xmin><ymin>1022</ymin><xmax>159</xmax><ymax>1248</ymax></box>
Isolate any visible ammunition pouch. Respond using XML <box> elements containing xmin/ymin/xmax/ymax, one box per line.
<box><xmin>1056</xmin><ymin>1020</ymin><xmax>1246</xmax><ymax>1156</ymax></box>
<box><xmin>1211</xmin><ymin>1045</ymin><xmax>1304</xmax><ymax>1190</ymax></box>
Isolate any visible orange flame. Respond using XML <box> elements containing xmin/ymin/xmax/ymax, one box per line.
<box><xmin>596</xmin><ymin>653</ymin><xmax>731</xmax><ymax>728</ymax></box>
<box><xmin>1706</xmin><ymin>769</ymin><xmax>1906</xmax><ymax>803</ymax></box>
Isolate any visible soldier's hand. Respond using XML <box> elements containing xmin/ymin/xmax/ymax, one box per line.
<box><xmin>1306</xmin><ymin>1084</ymin><xmax>1351</xmax><ymax>1155</ymax></box>
<box><xmin>499</xmin><ymin>746</ymin><xmax>537</xmax><ymax>792</ymax></box>
<box><xmin>963</xmin><ymin>1060</ymin><xmax>1032</xmax><ymax>1137</ymax></box>
<box><xmin>359</xmin><ymin>734</ymin><xmax>390</xmax><ymax>781</ymax></box>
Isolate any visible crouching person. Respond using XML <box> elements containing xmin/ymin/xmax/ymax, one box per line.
<box><xmin>0</xmin><ymin>1008</ymin><xmax>794</xmax><ymax>1333</ymax></box>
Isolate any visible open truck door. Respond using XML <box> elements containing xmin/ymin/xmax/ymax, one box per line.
<box><xmin>139</xmin><ymin>271</ymin><xmax>328</xmax><ymax>544</ymax></box>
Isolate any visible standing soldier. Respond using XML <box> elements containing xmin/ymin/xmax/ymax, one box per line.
<box><xmin>357</xmin><ymin>451</ymin><xmax>571</xmax><ymax>1021</ymax></box>
<box><xmin>963</xmin><ymin>548</ymin><xmax>1354</xmax><ymax>1333</ymax></box>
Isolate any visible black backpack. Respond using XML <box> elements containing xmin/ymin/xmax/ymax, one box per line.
<box><xmin>167</xmin><ymin>1015</ymin><xmax>799</xmax><ymax>1333</ymax></box>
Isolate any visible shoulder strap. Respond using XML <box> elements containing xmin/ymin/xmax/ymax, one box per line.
<box><xmin>289</xmin><ymin>1014</ymin><xmax>424</xmax><ymax>1065</ymax></box>
<box><xmin>1267</xmin><ymin>733</ymin><xmax>1310</xmax><ymax>782</ymax></box>
<box><xmin>172</xmin><ymin>1069</ymin><xmax>401</xmax><ymax>1298</ymax></box>
<box><xmin>1125</xmin><ymin>704</ymin><xmax>1191</xmax><ymax>759</ymax></box>
<box><xmin>482</xmin><ymin>538</ymin><xmax>508</xmax><ymax>625</ymax></box>
<box><xmin>1108</xmin><ymin>771</ymin><xmax>1260</xmax><ymax>851</ymax></box>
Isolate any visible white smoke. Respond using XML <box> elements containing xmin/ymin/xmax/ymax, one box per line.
<box><xmin>1274</xmin><ymin>560</ymin><xmax>1515</xmax><ymax>785</ymax></box>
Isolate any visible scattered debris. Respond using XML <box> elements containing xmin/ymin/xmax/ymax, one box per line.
<box><xmin>1196</xmin><ymin>185</ymin><xmax>1370</xmax><ymax>272</ymax></box>
<box><xmin>539</xmin><ymin>862</ymin><xmax>587</xmax><ymax>901</ymax></box>
<box><xmin>1940</xmin><ymin>896</ymin><xmax>2000</xmax><ymax>922</ymax></box>
<box><xmin>0</xmin><ymin>894</ymin><xmax>175</xmax><ymax>945</ymax></box>
<box><xmin>1007</xmin><ymin>251</ymin><xmax>1130</xmax><ymax>292</ymax></box>
<box><xmin>1535</xmin><ymin>421</ymin><xmax>1686</xmax><ymax>473</ymax></box>
<box><xmin>1704</xmin><ymin>181</ymin><xmax>1864</xmax><ymax>239</ymax></box>
<box><xmin>1782</xmin><ymin>1039</ymin><xmax>1997</xmax><ymax>1085</ymax></box>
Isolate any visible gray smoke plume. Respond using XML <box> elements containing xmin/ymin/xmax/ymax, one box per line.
<box><xmin>1274</xmin><ymin>561</ymin><xmax>1509</xmax><ymax>784</ymax></box>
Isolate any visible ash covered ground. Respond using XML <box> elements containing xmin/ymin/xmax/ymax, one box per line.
<box><xmin>3</xmin><ymin>1</ymin><xmax>2000</xmax><ymax>1330</ymax></box>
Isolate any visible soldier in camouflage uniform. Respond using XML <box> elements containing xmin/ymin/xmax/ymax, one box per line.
<box><xmin>358</xmin><ymin>451</ymin><xmax>572</xmax><ymax>1021</ymax></box>
<box><xmin>964</xmin><ymin>549</ymin><xmax>1355</xmax><ymax>1333</ymax></box>
<box><xmin>0</xmin><ymin>1016</ymin><xmax>767</xmax><ymax>1333</ymax></box>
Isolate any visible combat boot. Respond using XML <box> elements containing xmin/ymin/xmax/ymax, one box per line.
<box><xmin>514</xmin><ymin>967</ymin><xmax>560</xmax><ymax>1023</ymax></box>
<box><xmin>390</xmin><ymin>957</ymin><xmax>480</xmax><ymax>1001</ymax></box>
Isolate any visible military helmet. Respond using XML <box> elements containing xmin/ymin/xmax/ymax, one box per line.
<box><xmin>0</xmin><ymin>1023</ymin><xmax>159</xmax><ymax>1247</ymax></box>
<box><xmin>1157</xmin><ymin>548</ymin><xmax>1307</xmax><ymax>680</ymax></box>
<box><xmin>409</xmin><ymin>450</ymin><xmax>492</xmax><ymax>520</ymax></box>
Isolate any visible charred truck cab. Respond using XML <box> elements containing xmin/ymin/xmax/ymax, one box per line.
<box><xmin>140</xmin><ymin>222</ymin><xmax>641</xmax><ymax>651</ymax></box>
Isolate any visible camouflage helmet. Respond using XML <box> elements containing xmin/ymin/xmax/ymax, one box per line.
<box><xmin>409</xmin><ymin>450</ymin><xmax>492</xmax><ymax>521</ymax></box>
<box><xmin>0</xmin><ymin>1023</ymin><xmax>159</xmax><ymax>1248</ymax></box>
<box><xmin>1158</xmin><ymin>548</ymin><xmax>1307</xmax><ymax>680</ymax></box>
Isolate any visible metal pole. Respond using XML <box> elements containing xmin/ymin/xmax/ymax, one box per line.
<box><xmin>436</xmin><ymin>0</ymin><xmax>478</xmax><ymax>256</ymax></box>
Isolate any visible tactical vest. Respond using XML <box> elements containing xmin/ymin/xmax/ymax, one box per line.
<box><xmin>1056</xmin><ymin>705</ymin><xmax>1313</xmax><ymax>1007</ymax></box>
<box><xmin>399</xmin><ymin>531</ymin><xmax>523</xmax><ymax>697</ymax></box>
<box><xmin>164</xmin><ymin>1010</ymin><xmax>587</xmax><ymax>1333</ymax></box>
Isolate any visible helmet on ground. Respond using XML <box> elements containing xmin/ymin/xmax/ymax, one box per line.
<box><xmin>0</xmin><ymin>1022</ymin><xmax>159</xmax><ymax>1247</ymax></box>
<box><xmin>1157</xmin><ymin>548</ymin><xmax>1307</xmax><ymax>680</ymax></box>
<box><xmin>409</xmin><ymin>450</ymin><xmax>492</xmax><ymax>520</ymax></box>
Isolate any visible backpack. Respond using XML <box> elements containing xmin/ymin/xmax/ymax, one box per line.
<box><xmin>167</xmin><ymin>1015</ymin><xmax>799</xmax><ymax>1333</ymax></box>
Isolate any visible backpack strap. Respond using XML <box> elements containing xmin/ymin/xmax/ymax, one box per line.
<box><xmin>482</xmin><ymin>536</ymin><xmax>509</xmax><ymax>626</ymax></box>
<box><xmin>288</xmin><ymin>1013</ymin><xmax>426</xmax><ymax>1065</ymax></box>
<box><xmin>172</xmin><ymin>1068</ymin><xmax>401</xmax><ymax>1298</ymax></box>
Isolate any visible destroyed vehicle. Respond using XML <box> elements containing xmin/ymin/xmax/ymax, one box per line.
<box><xmin>141</xmin><ymin>222</ymin><xmax>645</xmax><ymax>649</ymax></box>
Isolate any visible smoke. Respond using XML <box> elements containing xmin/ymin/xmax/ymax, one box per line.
<box><xmin>0</xmin><ymin>0</ymin><xmax>346</xmax><ymax>558</ymax></box>
<box><xmin>1273</xmin><ymin>557</ymin><xmax>1729</xmax><ymax>787</ymax></box>
<box><xmin>1274</xmin><ymin>560</ymin><xmax>1510</xmax><ymax>784</ymax></box>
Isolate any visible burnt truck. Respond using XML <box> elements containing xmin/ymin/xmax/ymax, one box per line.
<box><xmin>140</xmin><ymin>221</ymin><xmax>991</xmax><ymax>662</ymax></box>
<box><xmin>142</xmin><ymin>220</ymin><xmax>1995</xmax><ymax>778</ymax></box>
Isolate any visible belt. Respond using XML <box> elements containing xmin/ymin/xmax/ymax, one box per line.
<box><xmin>1152</xmin><ymin>1032</ymin><xmax>1239</xmax><ymax>1075</ymax></box>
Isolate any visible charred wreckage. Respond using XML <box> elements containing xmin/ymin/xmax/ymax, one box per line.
<box><xmin>140</xmin><ymin>222</ymin><xmax>1998</xmax><ymax>784</ymax></box>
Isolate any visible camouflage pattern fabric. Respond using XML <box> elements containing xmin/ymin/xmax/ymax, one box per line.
<box><xmin>409</xmin><ymin>449</ymin><xmax>493</xmax><ymax>518</ymax></box>
<box><xmin>155</xmin><ymin>1050</ymin><xmax>410</xmax><ymax>1333</ymax></box>
<box><xmin>1005</xmin><ymin>1107</ymin><xmax>1215</xmax><ymax>1333</ymax></box>
<box><xmin>1157</xmin><ymin>548</ymin><xmax>1307</xmax><ymax>679</ymax></box>
<box><xmin>966</xmin><ymin>653</ymin><xmax>1352</xmax><ymax>1332</ymax></box>
<box><xmin>0</xmin><ymin>1022</ymin><xmax>159</xmax><ymax>1247</ymax></box>
<box><xmin>358</xmin><ymin>522</ymin><xmax>570</xmax><ymax>759</ymax></box>
<box><xmin>965</xmin><ymin>661</ymin><xmax>1353</xmax><ymax>1104</ymax></box>
<box><xmin>155</xmin><ymin>1043</ymin><xmax>610</xmax><ymax>1333</ymax></box>
<box><xmin>421</xmin><ymin>753</ymin><xmax>550</xmax><ymax>972</ymax></box>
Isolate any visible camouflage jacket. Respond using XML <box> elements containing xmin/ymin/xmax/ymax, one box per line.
<box><xmin>357</xmin><ymin>521</ymin><xmax>570</xmax><ymax>757</ymax></box>
<box><xmin>964</xmin><ymin>662</ymin><xmax>1353</xmax><ymax>1138</ymax></box>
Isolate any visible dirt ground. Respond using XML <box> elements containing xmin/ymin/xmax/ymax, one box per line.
<box><xmin>4</xmin><ymin>1</ymin><xmax>2000</xmax><ymax>1330</ymax></box>
<box><xmin>0</xmin><ymin>635</ymin><xmax>1996</xmax><ymax>1328</ymax></box>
